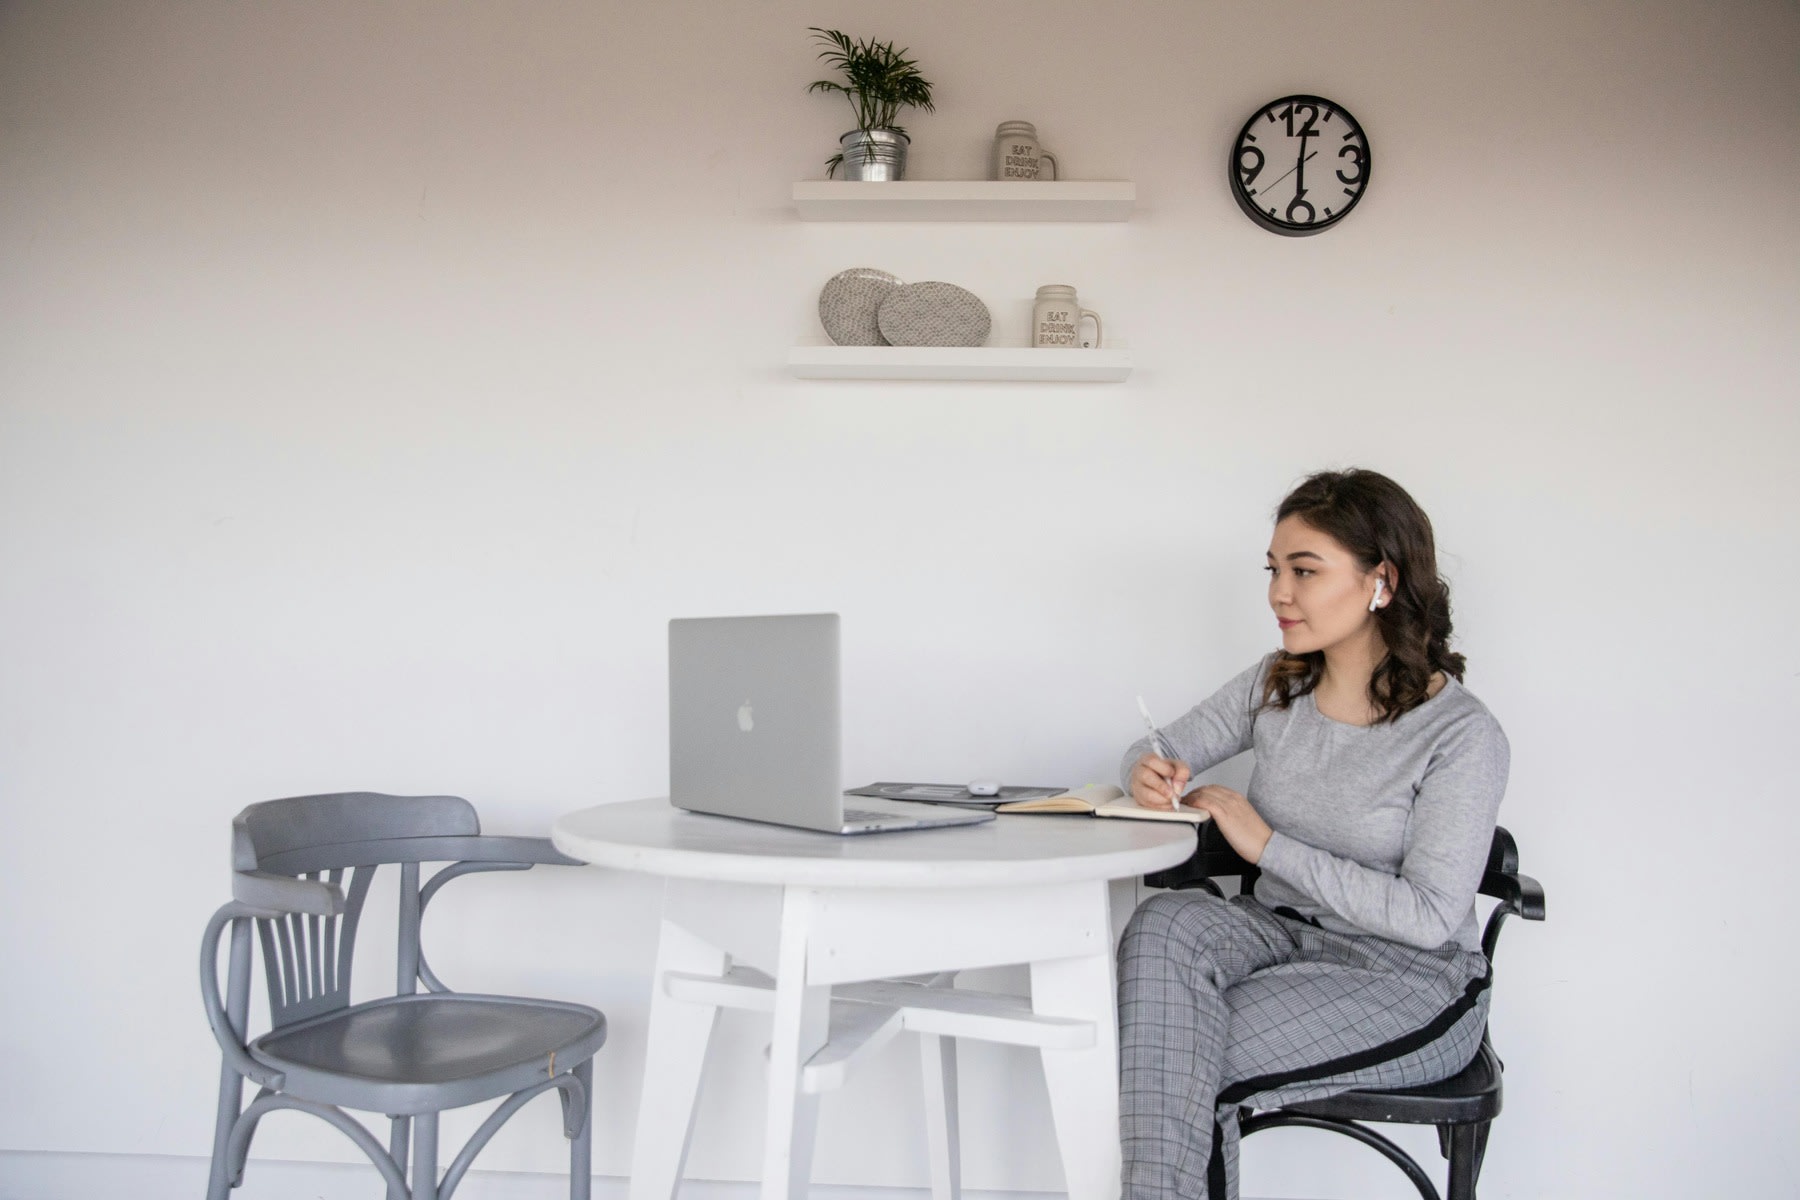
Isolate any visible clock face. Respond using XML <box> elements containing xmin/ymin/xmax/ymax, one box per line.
<box><xmin>1230</xmin><ymin>95</ymin><xmax>1371</xmax><ymax>236</ymax></box>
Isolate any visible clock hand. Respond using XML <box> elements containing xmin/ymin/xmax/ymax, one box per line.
<box><xmin>1295</xmin><ymin>135</ymin><xmax>1312</xmax><ymax>198</ymax></box>
<box><xmin>1253</xmin><ymin>149</ymin><xmax>1316</xmax><ymax>196</ymax></box>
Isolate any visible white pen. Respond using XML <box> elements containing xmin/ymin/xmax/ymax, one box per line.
<box><xmin>1135</xmin><ymin>696</ymin><xmax>1185</xmax><ymax>810</ymax></box>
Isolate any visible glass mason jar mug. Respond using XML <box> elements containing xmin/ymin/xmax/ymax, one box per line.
<box><xmin>1032</xmin><ymin>285</ymin><xmax>1102</xmax><ymax>348</ymax></box>
<box><xmin>992</xmin><ymin>121</ymin><xmax>1059</xmax><ymax>181</ymax></box>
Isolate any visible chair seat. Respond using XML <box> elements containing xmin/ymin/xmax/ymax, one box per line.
<box><xmin>251</xmin><ymin>992</ymin><xmax>607</xmax><ymax>1116</ymax></box>
<box><xmin>1280</xmin><ymin>1039</ymin><xmax>1503</xmax><ymax>1127</ymax></box>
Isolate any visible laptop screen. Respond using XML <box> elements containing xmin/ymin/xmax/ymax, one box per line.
<box><xmin>667</xmin><ymin>613</ymin><xmax>844</xmax><ymax>831</ymax></box>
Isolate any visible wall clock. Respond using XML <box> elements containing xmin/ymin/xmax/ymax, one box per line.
<box><xmin>1229</xmin><ymin>94</ymin><xmax>1370</xmax><ymax>236</ymax></box>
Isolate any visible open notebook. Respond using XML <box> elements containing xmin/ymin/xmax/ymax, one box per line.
<box><xmin>995</xmin><ymin>783</ymin><xmax>1211</xmax><ymax>824</ymax></box>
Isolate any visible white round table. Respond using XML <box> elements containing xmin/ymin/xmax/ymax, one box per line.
<box><xmin>552</xmin><ymin>798</ymin><xmax>1196</xmax><ymax>1200</ymax></box>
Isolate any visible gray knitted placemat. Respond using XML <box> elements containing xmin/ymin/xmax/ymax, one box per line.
<box><xmin>819</xmin><ymin>267</ymin><xmax>905</xmax><ymax>346</ymax></box>
<box><xmin>876</xmin><ymin>282</ymin><xmax>991</xmax><ymax>347</ymax></box>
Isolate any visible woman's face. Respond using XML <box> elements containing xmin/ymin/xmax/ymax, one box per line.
<box><xmin>1265</xmin><ymin>515</ymin><xmax>1386</xmax><ymax>657</ymax></box>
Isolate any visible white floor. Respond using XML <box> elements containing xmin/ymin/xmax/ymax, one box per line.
<box><xmin>0</xmin><ymin>1152</ymin><xmax>1303</xmax><ymax>1200</ymax></box>
<box><xmin>0</xmin><ymin>1153</ymin><xmax>1061</xmax><ymax>1200</ymax></box>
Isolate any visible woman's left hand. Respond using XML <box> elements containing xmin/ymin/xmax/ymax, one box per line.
<box><xmin>1182</xmin><ymin>785</ymin><xmax>1274</xmax><ymax>866</ymax></box>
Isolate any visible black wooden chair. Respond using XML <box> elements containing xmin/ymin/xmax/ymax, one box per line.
<box><xmin>1143</xmin><ymin>824</ymin><xmax>1545</xmax><ymax>1200</ymax></box>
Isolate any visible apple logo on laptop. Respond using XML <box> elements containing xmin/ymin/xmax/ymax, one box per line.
<box><xmin>737</xmin><ymin>700</ymin><xmax>755</xmax><ymax>733</ymax></box>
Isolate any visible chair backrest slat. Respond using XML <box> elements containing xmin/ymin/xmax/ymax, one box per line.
<box><xmin>321</xmin><ymin>868</ymin><xmax>342</xmax><ymax>994</ymax></box>
<box><xmin>337</xmin><ymin>866</ymin><xmax>373</xmax><ymax>998</ymax></box>
<box><xmin>306</xmin><ymin>907</ymin><xmax>325</xmax><ymax>999</ymax></box>
<box><xmin>280</xmin><ymin>914</ymin><xmax>298</xmax><ymax>1004</ymax></box>
<box><xmin>253</xmin><ymin>922</ymin><xmax>277</xmax><ymax>1009</ymax></box>
<box><xmin>295</xmin><ymin>912</ymin><xmax>318</xmax><ymax>1002</ymax></box>
<box><xmin>278</xmin><ymin>918</ymin><xmax>301</xmax><ymax>1006</ymax></box>
<box><xmin>396</xmin><ymin>861</ymin><xmax>422</xmax><ymax>996</ymax></box>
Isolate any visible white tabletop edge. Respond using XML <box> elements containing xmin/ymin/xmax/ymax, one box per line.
<box><xmin>551</xmin><ymin>798</ymin><xmax>1197</xmax><ymax>889</ymax></box>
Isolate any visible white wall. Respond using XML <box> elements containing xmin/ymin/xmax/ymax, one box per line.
<box><xmin>2</xmin><ymin>1</ymin><xmax>1796</xmax><ymax>1197</ymax></box>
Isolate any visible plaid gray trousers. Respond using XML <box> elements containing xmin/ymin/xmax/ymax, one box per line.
<box><xmin>1118</xmin><ymin>890</ymin><xmax>1491</xmax><ymax>1200</ymax></box>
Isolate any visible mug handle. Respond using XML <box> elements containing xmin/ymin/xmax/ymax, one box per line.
<box><xmin>1079</xmin><ymin>308</ymin><xmax>1102</xmax><ymax>348</ymax></box>
<box><xmin>1039</xmin><ymin>149</ymin><xmax>1058</xmax><ymax>181</ymax></box>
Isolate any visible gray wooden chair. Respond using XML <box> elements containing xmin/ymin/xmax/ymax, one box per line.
<box><xmin>200</xmin><ymin>792</ymin><xmax>608</xmax><ymax>1200</ymax></box>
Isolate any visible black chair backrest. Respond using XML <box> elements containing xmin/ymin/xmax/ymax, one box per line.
<box><xmin>1147</xmin><ymin>824</ymin><xmax>1545</xmax><ymax>965</ymax></box>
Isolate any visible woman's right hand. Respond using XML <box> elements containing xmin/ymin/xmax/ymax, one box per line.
<box><xmin>1130</xmin><ymin>754</ymin><xmax>1191</xmax><ymax>810</ymax></box>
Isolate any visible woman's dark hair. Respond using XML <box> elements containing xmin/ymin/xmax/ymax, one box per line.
<box><xmin>1263</xmin><ymin>469</ymin><xmax>1465</xmax><ymax>723</ymax></box>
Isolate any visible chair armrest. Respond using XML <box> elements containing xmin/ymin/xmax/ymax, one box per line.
<box><xmin>231</xmin><ymin>870</ymin><xmax>343</xmax><ymax>915</ymax></box>
<box><xmin>199</xmin><ymin>904</ymin><xmax>286</xmax><ymax>1090</ymax></box>
<box><xmin>417</xmin><ymin>837</ymin><xmax>581</xmax><ymax>912</ymax></box>
<box><xmin>449</xmin><ymin>835</ymin><xmax>587</xmax><ymax>867</ymax></box>
<box><xmin>1484</xmin><ymin>870</ymin><xmax>1546</xmax><ymax>922</ymax></box>
<box><xmin>1479</xmin><ymin>870</ymin><xmax>1546</xmax><ymax>962</ymax></box>
<box><xmin>1504</xmin><ymin>874</ymin><xmax>1548</xmax><ymax>921</ymax></box>
<box><xmin>255</xmin><ymin>835</ymin><xmax>589</xmax><ymax>875</ymax></box>
<box><xmin>411</xmin><ymin>838</ymin><xmax>580</xmax><ymax>993</ymax></box>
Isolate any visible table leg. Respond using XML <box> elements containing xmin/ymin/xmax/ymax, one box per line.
<box><xmin>919</xmin><ymin>1032</ymin><xmax>961</xmax><ymax>1200</ymax></box>
<box><xmin>1031</xmin><ymin>948</ymin><xmax>1122</xmax><ymax>1200</ymax></box>
<box><xmin>761</xmin><ymin>890</ymin><xmax>830</xmax><ymax>1200</ymax></box>
<box><xmin>631</xmin><ymin>919</ymin><xmax>728</xmax><ymax>1200</ymax></box>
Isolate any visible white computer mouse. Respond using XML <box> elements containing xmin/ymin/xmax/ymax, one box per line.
<box><xmin>967</xmin><ymin>779</ymin><xmax>1002</xmax><ymax>797</ymax></box>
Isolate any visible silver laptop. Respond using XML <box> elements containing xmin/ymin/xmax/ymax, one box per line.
<box><xmin>668</xmin><ymin>613</ymin><xmax>994</xmax><ymax>835</ymax></box>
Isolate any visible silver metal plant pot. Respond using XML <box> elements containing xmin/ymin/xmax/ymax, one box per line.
<box><xmin>837</xmin><ymin>128</ymin><xmax>909</xmax><ymax>181</ymax></box>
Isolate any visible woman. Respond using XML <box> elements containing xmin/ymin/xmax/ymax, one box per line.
<box><xmin>1117</xmin><ymin>469</ymin><xmax>1508</xmax><ymax>1200</ymax></box>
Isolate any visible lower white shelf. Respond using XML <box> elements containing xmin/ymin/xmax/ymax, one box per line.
<box><xmin>788</xmin><ymin>345</ymin><xmax>1132</xmax><ymax>383</ymax></box>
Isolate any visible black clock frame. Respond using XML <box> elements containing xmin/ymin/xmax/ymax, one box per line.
<box><xmin>1229</xmin><ymin>94</ymin><xmax>1371</xmax><ymax>237</ymax></box>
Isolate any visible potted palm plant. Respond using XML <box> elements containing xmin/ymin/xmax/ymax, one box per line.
<box><xmin>807</xmin><ymin>27</ymin><xmax>936</xmax><ymax>180</ymax></box>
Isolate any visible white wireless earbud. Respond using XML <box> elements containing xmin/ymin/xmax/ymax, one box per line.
<box><xmin>1369</xmin><ymin>578</ymin><xmax>1386</xmax><ymax>612</ymax></box>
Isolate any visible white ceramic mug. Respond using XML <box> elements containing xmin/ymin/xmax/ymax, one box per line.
<box><xmin>1033</xmin><ymin>285</ymin><xmax>1101</xmax><ymax>348</ymax></box>
<box><xmin>992</xmin><ymin>120</ymin><xmax>1059</xmax><ymax>181</ymax></box>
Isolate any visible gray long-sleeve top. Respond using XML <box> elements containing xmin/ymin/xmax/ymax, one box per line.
<box><xmin>1121</xmin><ymin>655</ymin><xmax>1509</xmax><ymax>952</ymax></box>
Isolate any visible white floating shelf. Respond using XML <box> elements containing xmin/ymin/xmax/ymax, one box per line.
<box><xmin>788</xmin><ymin>345</ymin><xmax>1132</xmax><ymax>383</ymax></box>
<box><xmin>792</xmin><ymin>181</ymin><xmax>1135</xmax><ymax>222</ymax></box>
